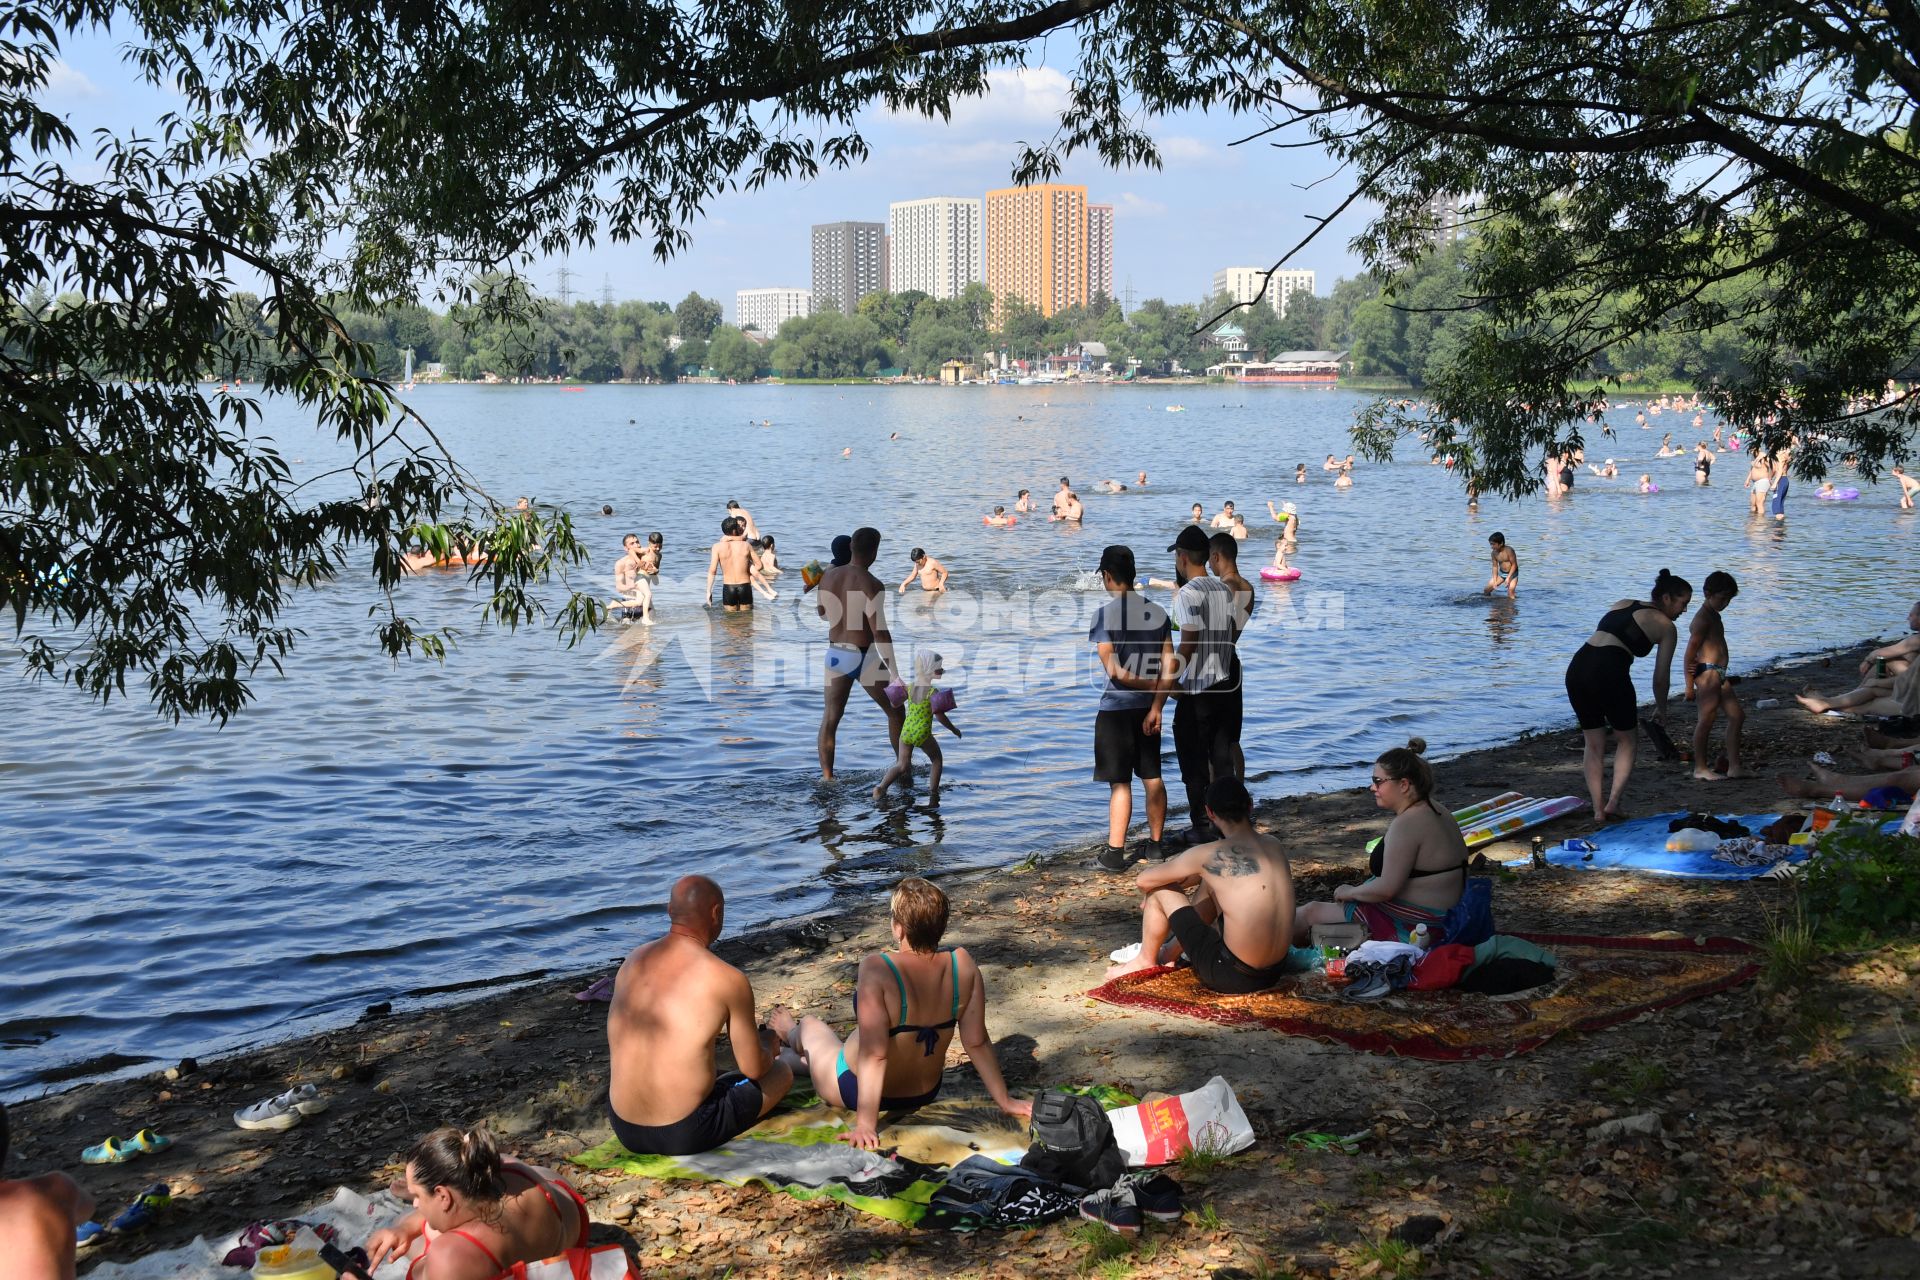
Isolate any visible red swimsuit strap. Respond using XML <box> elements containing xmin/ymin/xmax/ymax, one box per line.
<box><xmin>407</xmin><ymin>1227</ymin><xmax>504</xmax><ymax>1280</ymax></box>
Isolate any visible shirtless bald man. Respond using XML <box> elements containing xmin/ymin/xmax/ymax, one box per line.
<box><xmin>818</xmin><ymin>526</ymin><xmax>903</xmax><ymax>780</ymax></box>
<box><xmin>0</xmin><ymin>1102</ymin><xmax>94</xmax><ymax>1280</ymax></box>
<box><xmin>607</xmin><ymin>876</ymin><xmax>793</xmax><ymax>1156</ymax></box>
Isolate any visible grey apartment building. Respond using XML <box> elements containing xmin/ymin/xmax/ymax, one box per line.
<box><xmin>811</xmin><ymin>221</ymin><xmax>889</xmax><ymax>315</ymax></box>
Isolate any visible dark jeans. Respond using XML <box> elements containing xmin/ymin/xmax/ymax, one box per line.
<box><xmin>1173</xmin><ymin>684</ymin><xmax>1238</xmax><ymax>831</ymax></box>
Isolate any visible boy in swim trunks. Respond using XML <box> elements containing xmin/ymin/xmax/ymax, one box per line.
<box><xmin>899</xmin><ymin>548</ymin><xmax>949</xmax><ymax>593</ymax></box>
<box><xmin>704</xmin><ymin>516</ymin><xmax>771</xmax><ymax>611</ymax></box>
<box><xmin>817</xmin><ymin>526</ymin><xmax>903</xmax><ymax>780</ymax></box>
<box><xmin>1484</xmin><ymin>532</ymin><xmax>1518</xmax><ymax>597</ymax></box>
<box><xmin>1103</xmin><ymin>777</ymin><xmax>1296</xmax><ymax>993</ymax></box>
<box><xmin>1686</xmin><ymin>571</ymin><xmax>1751</xmax><ymax>779</ymax></box>
<box><xmin>607</xmin><ymin>877</ymin><xmax>793</xmax><ymax>1156</ymax></box>
<box><xmin>1896</xmin><ymin>466</ymin><xmax>1920</xmax><ymax>509</ymax></box>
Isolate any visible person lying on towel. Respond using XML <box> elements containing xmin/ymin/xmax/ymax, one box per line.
<box><xmin>1295</xmin><ymin>738</ymin><xmax>1467</xmax><ymax>943</ymax></box>
<box><xmin>1104</xmin><ymin>777</ymin><xmax>1297</xmax><ymax>993</ymax></box>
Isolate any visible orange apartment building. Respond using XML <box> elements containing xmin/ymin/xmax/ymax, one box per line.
<box><xmin>984</xmin><ymin>184</ymin><xmax>1092</xmax><ymax>318</ymax></box>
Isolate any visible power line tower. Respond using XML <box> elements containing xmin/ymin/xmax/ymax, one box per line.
<box><xmin>555</xmin><ymin>262</ymin><xmax>575</xmax><ymax>306</ymax></box>
<box><xmin>1120</xmin><ymin>277</ymin><xmax>1137</xmax><ymax>316</ymax></box>
<box><xmin>600</xmin><ymin>274</ymin><xmax>614</xmax><ymax>307</ymax></box>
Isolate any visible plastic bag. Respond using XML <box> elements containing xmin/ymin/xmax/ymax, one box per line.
<box><xmin>507</xmin><ymin>1244</ymin><xmax>641</xmax><ymax>1279</ymax></box>
<box><xmin>1105</xmin><ymin>1076</ymin><xmax>1255</xmax><ymax>1167</ymax></box>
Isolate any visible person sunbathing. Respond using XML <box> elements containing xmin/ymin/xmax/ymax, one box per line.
<box><xmin>0</xmin><ymin>1101</ymin><xmax>93</xmax><ymax>1280</ymax></box>
<box><xmin>606</xmin><ymin>876</ymin><xmax>792</xmax><ymax>1156</ymax></box>
<box><xmin>1796</xmin><ymin>661</ymin><xmax>1920</xmax><ymax>719</ymax></box>
<box><xmin>1294</xmin><ymin>739</ymin><xmax>1468</xmax><ymax>942</ymax></box>
<box><xmin>1103</xmin><ymin>777</ymin><xmax>1296</xmax><ymax>992</ymax></box>
<box><xmin>1776</xmin><ymin>760</ymin><xmax>1920</xmax><ymax>803</ymax></box>
<box><xmin>769</xmin><ymin>877</ymin><xmax>1030</xmax><ymax>1150</ymax></box>
<box><xmin>365</xmin><ymin>1126</ymin><xmax>588</xmax><ymax>1279</ymax></box>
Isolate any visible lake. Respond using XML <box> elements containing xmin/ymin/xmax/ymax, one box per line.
<box><xmin>1</xmin><ymin>383</ymin><xmax>1909</xmax><ymax>1096</ymax></box>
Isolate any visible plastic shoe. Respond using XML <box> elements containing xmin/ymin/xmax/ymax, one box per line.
<box><xmin>128</xmin><ymin>1127</ymin><xmax>174</xmax><ymax>1154</ymax></box>
<box><xmin>1131</xmin><ymin>1173</ymin><xmax>1185</xmax><ymax>1222</ymax></box>
<box><xmin>234</xmin><ymin>1088</ymin><xmax>305</xmax><ymax>1131</ymax></box>
<box><xmin>1078</xmin><ymin>1185</ymin><xmax>1141</xmax><ymax>1237</ymax></box>
<box><xmin>81</xmin><ymin>1135</ymin><xmax>139</xmax><ymax>1164</ymax></box>
<box><xmin>105</xmin><ymin>1183</ymin><xmax>171</xmax><ymax>1234</ymax></box>
<box><xmin>286</xmin><ymin>1083</ymin><xmax>329</xmax><ymax>1117</ymax></box>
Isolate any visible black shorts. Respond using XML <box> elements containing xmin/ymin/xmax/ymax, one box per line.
<box><xmin>1094</xmin><ymin>708</ymin><xmax>1162</xmax><ymax>783</ymax></box>
<box><xmin>1565</xmin><ymin>644</ymin><xmax>1637</xmax><ymax>732</ymax></box>
<box><xmin>721</xmin><ymin>583</ymin><xmax>753</xmax><ymax>608</ymax></box>
<box><xmin>1168</xmin><ymin>906</ymin><xmax>1289</xmax><ymax>995</ymax></box>
<box><xmin>609</xmin><ymin>1072</ymin><xmax>764</xmax><ymax>1157</ymax></box>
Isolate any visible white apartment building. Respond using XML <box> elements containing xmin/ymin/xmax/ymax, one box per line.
<box><xmin>734</xmin><ymin>287</ymin><xmax>813</xmax><ymax>336</ymax></box>
<box><xmin>887</xmin><ymin>197</ymin><xmax>983</xmax><ymax>300</ymax></box>
<box><xmin>1210</xmin><ymin>266</ymin><xmax>1317</xmax><ymax>316</ymax></box>
<box><xmin>1087</xmin><ymin>203</ymin><xmax>1115</xmax><ymax>303</ymax></box>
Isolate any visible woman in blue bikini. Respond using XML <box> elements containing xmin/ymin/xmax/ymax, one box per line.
<box><xmin>770</xmin><ymin>878</ymin><xmax>1031</xmax><ymax>1149</ymax></box>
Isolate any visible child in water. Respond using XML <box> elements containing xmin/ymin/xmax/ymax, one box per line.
<box><xmin>874</xmin><ymin>652</ymin><xmax>960</xmax><ymax>806</ymax></box>
<box><xmin>1639</xmin><ymin>474</ymin><xmax>1658</xmax><ymax>494</ymax></box>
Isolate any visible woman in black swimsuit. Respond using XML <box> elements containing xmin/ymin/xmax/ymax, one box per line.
<box><xmin>770</xmin><ymin>878</ymin><xmax>1030</xmax><ymax>1149</ymax></box>
<box><xmin>1565</xmin><ymin>569</ymin><xmax>1692</xmax><ymax>821</ymax></box>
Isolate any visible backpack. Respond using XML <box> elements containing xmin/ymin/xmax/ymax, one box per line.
<box><xmin>1020</xmin><ymin>1089</ymin><xmax>1128</xmax><ymax>1192</ymax></box>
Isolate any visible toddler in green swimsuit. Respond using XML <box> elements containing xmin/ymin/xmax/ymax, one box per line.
<box><xmin>874</xmin><ymin>651</ymin><xmax>961</xmax><ymax>805</ymax></box>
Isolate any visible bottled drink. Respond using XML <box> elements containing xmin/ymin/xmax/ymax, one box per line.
<box><xmin>1410</xmin><ymin>923</ymin><xmax>1432</xmax><ymax>950</ymax></box>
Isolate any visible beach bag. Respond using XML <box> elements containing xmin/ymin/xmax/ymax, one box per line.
<box><xmin>507</xmin><ymin>1244</ymin><xmax>642</xmax><ymax>1279</ymax></box>
<box><xmin>1106</xmin><ymin>1076</ymin><xmax>1256</xmax><ymax>1167</ymax></box>
<box><xmin>1021</xmin><ymin>1089</ymin><xmax>1128</xmax><ymax>1191</ymax></box>
<box><xmin>1436</xmin><ymin>877</ymin><xmax>1494</xmax><ymax>948</ymax></box>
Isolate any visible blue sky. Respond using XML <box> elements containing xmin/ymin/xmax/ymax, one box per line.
<box><xmin>40</xmin><ymin>37</ymin><xmax>1375</xmax><ymax>320</ymax></box>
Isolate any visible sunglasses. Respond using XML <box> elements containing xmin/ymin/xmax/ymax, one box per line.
<box><xmin>1369</xmin><ymin>774</ymin><xmax>1396</xmax><ymax>788</ymax></box>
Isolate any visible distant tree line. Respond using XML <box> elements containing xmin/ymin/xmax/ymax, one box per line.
<box><xmin>185</xmin><ymin>257</ymin><xmax>1767</xmax><ymax>389</ymax></box>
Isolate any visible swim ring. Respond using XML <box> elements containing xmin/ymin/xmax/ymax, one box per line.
<box><xmin>982</xmin><ymin>515</ymin><xmax>1017</xmax><ymax>526</ymax></box>
<box><xmin>1816</xmin><ymin>487</ymin><xmax>1861</xmax><ymax>501</ymax></box>
<box><xmin>1260</xmin><ymin>567</ymin><xmax>1302</xmax><ymax>582</ymax></box>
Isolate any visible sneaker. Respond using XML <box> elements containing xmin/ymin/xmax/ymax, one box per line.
<box><xmin>1096</xmin><ymin>845</ymin><xmax>1136</xmax><ymax>873</ymax></box>
<box><xmin>105</xmin><ymin>1183</ymin><xmax>171</xmax><ymax>1235</ymax></box>
<box><xmin>1129</xmin><ymin>838</ymin><xmax>1167</xmax><ymax>862</ymax></box>
<box><xmin>285</xmin><ymin>1083</ymin><xmax>329</xmax><ymax>1117</ymax></box>
<box><xmin>235</xmin><ymin>1087</ymin><xmax>311</xmax><ymax>1131</ymax></box>
<box><xmin>1078</xmin><ymin>1185</ymin><xmax>1141</xmax><ymax>1237</ymax></box>
<box><xmin>1131</xmin><ymin>1173</ymin><xmax>1184</xmax><ymax>1222</ymax></box>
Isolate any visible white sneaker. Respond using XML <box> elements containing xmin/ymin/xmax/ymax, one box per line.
<box><xmin>234</xmin><ymin>1084</ymin><xmax>326</xmax><ymax>1131</ymax></box>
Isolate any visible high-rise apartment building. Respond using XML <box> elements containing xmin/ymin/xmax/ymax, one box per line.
<box><xmin>735</xmin><ymin>287</ymin><xmax>813</xmax><ymax>335</ymax></box>
<box><xmin>1086</xmin><ymin>203</ymin><xmax>1114</xmax><ymax>304</ymax></box>
<box><xmin>1381</xmin><ymin>193</ymin><xmax>1473</xmax><ymax>269</ymax></box>
<box><xmin>983</xmin><ymin>184</ymin><xmax>1091</xmax><ymax>318</ymax></box>
<box><xmin>887</xmin><ymin>198</ymin><xmax>983</xmax><ymax>300</ymax></box>
<box><xmin>1210</xmin><ymin>266</ymin><xmax>1317</xmax><ymax>316</ymax></box>
<box><xmin>811</xmin><ymin>221</ymin><xmax>888</xmax><ymax>315</ymax></box>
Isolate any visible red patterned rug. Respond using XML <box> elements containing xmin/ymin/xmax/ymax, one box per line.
<box><xmin>1084</xmin><ymin>933</ymin><xmax>1758</xmax><ymax>1060</ymax></box>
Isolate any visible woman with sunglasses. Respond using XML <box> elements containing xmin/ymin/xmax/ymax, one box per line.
<box><xmin>1294</xmin><ymin>738</ymin><xmax>1468</xmax><ymax>942</ymax></box>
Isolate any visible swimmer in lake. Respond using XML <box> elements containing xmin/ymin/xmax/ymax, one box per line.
<box><xmin>1014</xmin><ymin>489</ymin><xmax>1035</xmax><ymax>513</ymax></box>
<box><xmin>1095</xmin><ymin>479</ymin><xmax>1130</xmax><ymax>493</ymax></box>
<box><xmin>1136</xmin><ymin>471</ymin><xmax>1149</xmax><ymax>487</ymax></box>
<box><xmin>705</xmin><ymin>516</ymin><xmax>773</xmax><ymax>611</ymax></box>
<box><xmin>1896</xmin><ymin>466</ymin><xmax>1920</xmax><ymax>509</ymax></box>
<box><xmin>1485</xmin><ymin>532</ymin><xmax>1518</xmax><ymax>598</ymax></box>
<box><xmin>1190</xmin><ymin>503</ymin><xmax>1205</xmax><ymax>524</ymax></box>
<box><xmin>1323</xmin><ymin>454</ymin><xmax>1339</xmax><ymax>472</ymax></box>
<box><xmin>1334</xmin><ymin>470</ymin><xmax>1353</xmax><ymax>489</ymax></box>
<box><xmin>725</xmin><ymin>499</ymin><xmax>760</xmax><ymax>541</ymax></box>
<box><xmin>757</xmin><ymin>535</ymin><xmax>782</xmax><ymax>577</ymax></box>
<box><xmin>1229</xmin><ymin>512</ymin><xmax>1249</xmax><ymax>541</ymax></box>
<box><xmin>900</xmin><ymin>548</ymin><xmax>949</xmax><ymax>594</ymax></box>
<box><xmin>985</xmin><ymin>506</ymin><xmax>1016</xmax><ymax>527</ymax></box>
<box><xmin>1695</xmin><ymin>443</ymin><xmax>1713</xmax><ymax>485</ymax></box>
<box><xmin>1050</xmin><ymin>492</ymin><xmax>1084</xmax><ymax>523</ymax></box>
<box><xmin>1295</xmin><ymin>463</ymin><xmax>1307</xmax><ymax>484</ymax></box>
<box><xmin>1210</xmin><ymin>501</ymin><xmax>1237</xmax><ymax>530</ymax></box>
<box><xmin>614</xmin><ymin>533</ymin><xmax>655</xmax><ymax>623</ymax></box>
<box><xmin>1051</xmin><ymin>477</ymin><xmax>1073</xmax><ymax>518</ymax></box>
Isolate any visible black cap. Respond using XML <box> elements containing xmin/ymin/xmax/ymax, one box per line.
<box><xmin>1098</xmin><ymin>544</ymin><xmax>1136</xmax><ymax>581</ymax></box>
<box><xmin>829</xmin><ymin>534</ymin><xmax>853</xmax><ymax>566</ymax></box>
<box><xmin>1168</xmin><ymin>525</ymin><xmax>1212</xmax><ymax>557</ymax></box>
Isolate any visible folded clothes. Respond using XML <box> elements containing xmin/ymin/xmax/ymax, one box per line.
<box><xmin>1713</xmin><ymin>837</ymin><xmax>1794</xmax><ymax>867</ymax></box>
<box><xmin>1668</xmin><ymin>812</ymin><xmax>1751</xmax><ymax>838</ymax></box>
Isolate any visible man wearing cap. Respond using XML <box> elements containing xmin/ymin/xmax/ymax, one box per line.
<box><xmin>1089</xmin><ymin>545</ymin><xmax>1175</xmax><ymax>871</ymax></box>
<box><xmin>1166</xmin><ymin>525</ymin><xmax>1240</xmax><ymax>846</ymax></box>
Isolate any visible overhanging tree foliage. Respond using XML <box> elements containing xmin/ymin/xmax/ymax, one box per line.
<box><xmin>5</xmin><ymin>0</ymin><xmax>1916</xmax><ymax>717</ymax></box>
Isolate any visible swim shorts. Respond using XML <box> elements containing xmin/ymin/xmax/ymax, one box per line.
<box><xmin>721</xmin><ymin>583</ymin><xmax>753</xmax><ymax>608</ymax></box>
<box><xmin>1565</xmin><ymin>644</ymin><xmax>1637</xmax><ymax>732</ymax></box>
<box><xmin>1167</xmin><ymin>905</ymin><xmax>1289</xmax><ymax>995</ymax></box>
<box><xmin>609</xmin><ymin>1072</ymin><xmax>764</xmax><ymax>1157</ymax></box>
<box><xmin>824</xmin><ymin>642</ymin><xmax>873</xmax><ymax>681</ymax></box>
<box><xmin>1094</xmin><ymin>709</ymin><xmax>1162</xmax><ymax>783</ymax></box>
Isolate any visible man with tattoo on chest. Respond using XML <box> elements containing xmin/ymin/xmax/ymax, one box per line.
<box><xmin>1103</xmin><ymin>777</ymin><xmax>1296</xmax><ymax>993</ymax></box>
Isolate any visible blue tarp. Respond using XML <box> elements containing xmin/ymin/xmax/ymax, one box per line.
<box><xmin>1545</xmin><ymin>812</ymin><xmax>1804</xmax><ymax>879</ymax></box>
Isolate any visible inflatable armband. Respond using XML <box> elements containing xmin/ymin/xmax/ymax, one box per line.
<box><xmin>930</xmin><ymin>688</ymin><xmax>957</xmax><ymax>715</ymax></box>
<box><xmin>885</xmin><ymin>679</ymin><xmax>908</xmax><ymax>706</ymax></box>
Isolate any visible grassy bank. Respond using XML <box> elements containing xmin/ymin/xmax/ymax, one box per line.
<box><xmin>18</xmin><ymin>643</ymin><xmax>1920</xmax><ymax>1279</ymax></box>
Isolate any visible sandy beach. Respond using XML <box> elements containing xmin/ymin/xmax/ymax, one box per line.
<box><xmin>18</xmin><ymin>639</ymin><xmax>1920</xmax><ymax>1279</ymax></box>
